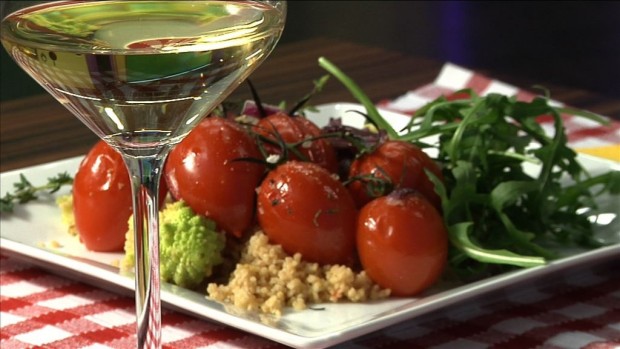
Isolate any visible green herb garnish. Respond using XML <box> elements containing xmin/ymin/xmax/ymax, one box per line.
<box><xmin>319</xmin><ymin>57</ymin><xmax>620</xmax><ymax>279</ymax></box>
<box><xmin>1</xmin><ymin>172</ymin><xmax>73</xmax><ymax>213</ymax></box>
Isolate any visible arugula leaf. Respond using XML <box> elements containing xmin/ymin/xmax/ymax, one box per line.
<box><xmin>318</xmin><ymin>57</ymin><xmax>399</xmax><ymax>139</ymax></box>
<box><xmin>319</xmin><ymin>56</ymin><xmax>619</xmax><ymax>280</ymax></box>
<box><xmin>408</xmin><ymin>92</ymin><xmax>617</xmax><ymax>277</ymax></box>
<box><xmin>448</xmin><ymin>222</ymin><xmax>546</xmax><ymax>268</ymax></box>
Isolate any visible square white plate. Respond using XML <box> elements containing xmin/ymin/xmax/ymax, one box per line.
<box><xmin>1</xmin><ymin>103</ymin><xmax>618</xmax><ymax>349</ymax></box>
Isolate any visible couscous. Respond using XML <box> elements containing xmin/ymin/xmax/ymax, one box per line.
<box><xmin>207</xmin><ymin>232</ymin><xmax>390</xmax><ymax>316</ymax></box>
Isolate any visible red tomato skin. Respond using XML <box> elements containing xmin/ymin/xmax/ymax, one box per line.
<box><xmin>357</xmin><ymin>190</ymin><xmax>448</xmax><ymax>296</ymax></box>
<box><xmin>257</xmin><ymin>161</ymin><xmax>357</xmax><ymax>265</ymax></box>
<box><xmin>73</xmin><ymin>140</ymin><xmax>131</xmax><ymax>252</ymax></box>
<box><xmin>348</xmin><ymin>140</ymin><xmax>443</xmax><ymax>209</ymax></box>
<box><xmin>164</xmin><ymin>117</ymin><xmax>264</xmax><ymax>237</ymax></box>
<box><xmin>73</xmin><ymin>140</ymin><xmax>168</xmax><ymax>252</ymax></box>
<box><xmin>255</xmin><ymin>112</ymin><xmax>339</xmax><ymax>173</ymax></box>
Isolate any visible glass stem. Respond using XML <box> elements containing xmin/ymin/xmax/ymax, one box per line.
<box><xmin>122</xmin><ymin>149</ymin><xmax>169</xmax><ymax>349</ymax></box>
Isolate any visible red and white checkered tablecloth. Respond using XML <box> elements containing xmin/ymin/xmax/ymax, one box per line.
<box><xmin>377</xmin><ymin>63</ymin><xmax>620</xmax><ymax>160</ymax></box>
<box><xmin>2</xmin><ymin>256</ymin><xmax>618</xmax><ymax>349</ymax></box>
<box><xmin>2</xmin><ymin>63</ymin><xmax>619</xmax><ymax>349</ymax></box>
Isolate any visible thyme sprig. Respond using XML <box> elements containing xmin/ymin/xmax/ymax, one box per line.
<box><xmin>1</xmin><ymin>172</ymin><xmax>73</xmax><ymax>213</ymax></box>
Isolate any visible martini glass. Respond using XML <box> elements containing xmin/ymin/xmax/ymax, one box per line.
<box><xmin>1</xmin><ymin>1</ymin><xmax>286</xmax><ymax>347</ymax></box>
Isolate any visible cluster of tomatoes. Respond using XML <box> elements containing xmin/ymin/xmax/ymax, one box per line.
<box><xmin>72</xmin><ymin>106</ymin><xmax>448</xmax><ymax>297</ymax></box>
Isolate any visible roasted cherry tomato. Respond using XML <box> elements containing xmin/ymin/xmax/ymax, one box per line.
<box><xmin>357</xmin><ymin>189</ymin><xmax>448</xmax><ymax>296</ymax></box>
<box><xmin>254</xmin><ymin>112</ymin><xmax>339</xmax><ymax>173</ymax></box>
<box><xmin>164</xmin><ymin>117</ymin><xmax>265</xmax><ymax>237</ymax></box>
<box><xmin>257</xmin><ymin>161</ymin><xmax>357</xmax><ymax>265</ymax></box>
<box><xmin>348</xmin><ymin>140</ymin><xmax>443</xmax><ymax>209</ymax></box>
<box><xmin>73</xmin><ymin>140</ymin><xmax>167</xmax><ymax>252</ymax></box>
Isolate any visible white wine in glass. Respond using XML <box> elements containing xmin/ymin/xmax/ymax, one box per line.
<box><xmin>1</xmin><ymin>1</ymin><xmax>286</xmax><ymax>347</ymax></box>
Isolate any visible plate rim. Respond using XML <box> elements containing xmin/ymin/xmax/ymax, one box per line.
<box><xmin>1</xmin><ymin>102</ymin><xmax>619</xmax><ymax>349</ymax></box>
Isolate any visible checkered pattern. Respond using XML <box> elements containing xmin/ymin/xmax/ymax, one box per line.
<box><xmin>337</xmin><ymin>261</ymin><xmax>620</xmax><ymax>349</ymax></box>
<box><xmin>378</xmin><ymin>63</ymin><xmax>620</xmax><ymax>155</ymax></box>
<box><xmin>2</xmin><ymin>255</ymin><xmax>618</xmax><ymax>348</ymax></box>
<box><xmin>2</xmin><ymin>64</ymin><xmax>619</xmax><ymax>348</ymax></box>
<box><xmin>0</xmin><ymin>256</ymin><xmax>283</xmax><ymax>349</ymax></box>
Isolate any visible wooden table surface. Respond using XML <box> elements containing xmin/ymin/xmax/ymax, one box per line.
<box><xmin>1</xmin><ymin>37</ymin><xmax>619</xmax><ymax>173</ymax></box>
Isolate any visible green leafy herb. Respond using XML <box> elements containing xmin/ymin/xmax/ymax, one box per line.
<box><xmin>319</xmin><ymin>57</ymin><xmax>620</xmax><ymax>280</ymax></box>
<box><xmin>409</xmin><ymin>91</ymin><xmax>620</xmax><ymax>277</ymax></box>
<box><xmin>1</xmin><ymin>172</ymin><xmax>73</xmax><ymax>213</ymax></box>
<box><xmin>318</xmin><ymin>57</ymin><xmax>399</xmax><ymax>139</ymax></box>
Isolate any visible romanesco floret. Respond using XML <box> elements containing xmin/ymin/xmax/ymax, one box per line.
<box><xmin>121</xmin><ymin>200</ymin><xmax>225</xmax><ymax>289</ymax></box>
